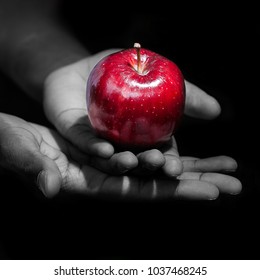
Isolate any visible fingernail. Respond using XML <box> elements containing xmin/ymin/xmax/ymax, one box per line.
<box><xmin>37</xmin><ymin>171</ymin><xmax>48</xmax><ymax>197</ymax></box>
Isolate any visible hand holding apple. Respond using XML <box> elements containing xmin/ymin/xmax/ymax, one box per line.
<box><xmin>86</xmin><ymin>43</ymin><xmax>186</xmax><ymax>152</ymax></box>
<box><xmin>44</xmin><ymin>47</ymin><xmax>220</xmax><ymax>177</ymax></box>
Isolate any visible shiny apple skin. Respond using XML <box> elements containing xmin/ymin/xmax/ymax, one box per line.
<box><xmin>86</xmin><ymin>47</ymin><xmax>186</xmax><ymax>151</ymax></box>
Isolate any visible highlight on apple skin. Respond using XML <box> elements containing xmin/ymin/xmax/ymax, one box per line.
<box><xmin>86</xmin><ymin>43</ymin><xmax>186</xmax><ymax>151</ymax></box>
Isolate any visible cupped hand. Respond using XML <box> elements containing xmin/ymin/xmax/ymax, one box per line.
<box><xmin>43</xmin><ymin>49</ymin><xmax>221</xmax><ymax>177</ymax></box>
<box><xmin>0</xmin><ymin>113</ymin><xmax>242</xmax><ymax>200</ymax></box>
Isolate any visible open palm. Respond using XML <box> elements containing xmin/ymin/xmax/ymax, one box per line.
<box><xmin>43</xmin><ymin>49</ymin><xmax>221</xmax><ymax>177</ymax></box>
<box><xmin>0</xmin><ymin>113</ymin><xmax>242</xmax><ymax>200</ymax></box>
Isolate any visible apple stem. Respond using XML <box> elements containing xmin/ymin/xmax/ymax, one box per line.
<box><xmin>134</xmin><ymin>42</ymin><xmax>141</xmax><ymax>73</ymax></box>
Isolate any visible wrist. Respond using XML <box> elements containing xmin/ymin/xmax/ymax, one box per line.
<box><xmin>0</xmin><ymin>18</ymin><xmax>89</xmax><ymax>103</ymax></box>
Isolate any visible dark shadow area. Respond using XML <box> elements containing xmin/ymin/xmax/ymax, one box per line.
<box><xmin>0</xmin><ymin>2</ymin><xmax>259</xmax><ymax>260</ymax></box>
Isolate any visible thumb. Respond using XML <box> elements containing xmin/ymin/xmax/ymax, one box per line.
<box><xmin>184</xmin><ymin>80</ymin><xmax>221</xmax><ymax>119</ymax></box>
<box><xmin>35</xmin><ymin>154</ymin><xmax>62</xmax><ymax>198</ymax></box>
<box><xmin>2</xmin><ymin>145</ymin><xmax>62</xmax><ymax>198</ymax></box>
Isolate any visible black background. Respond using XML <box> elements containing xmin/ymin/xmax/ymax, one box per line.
<box><xmin>0</xmin><ymin>1</ymin><xmax>259</xmax><ymax>260</ymax></box>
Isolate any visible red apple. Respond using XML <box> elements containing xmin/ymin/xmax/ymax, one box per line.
<box><xmin>86</xmin><ymin>43</ymin><xmax>185</xmax><ymax>151</ymax></box>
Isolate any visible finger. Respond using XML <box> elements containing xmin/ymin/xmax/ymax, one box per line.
<box><xmin>174</xmin><ymin>179</ymin><xmax>220</xmax><ymax>200</ymax></box>
<box><xmin>63</xmin><ymin>116</ymin><xmax>115</xmax><ymax>158</ymax></box>
<box><xmin>37</xmin><ymin>167</ymin><xmax>62</xmax><ymax>198</ymax></box>
<box><xmin>184</xmin><ymin>80</ymin><xmax>221</xmax><ymax>119</ymax></box>
<box><xmin>177</xmin><ymin>172</ymin><xmax>242</xmax><ymax>195</ymax></box>
<box><xmin>69</xmin><ymin>165</ymin><xmax>219</xmax><ymax>201</ymax></box>
<box><xmin>1</xmin><ymin>141</ymin><xmax>62</xmax><ymax>198</ymax></box>
<box><xmin>161</xmin><ymin>138</ymin><xmax>183</xmax><ymax>177</ymax></box>
<box><xmin>182</xmin><ymin>156</ymin><xmax>238</xmax><ymax>172</ymax></box>
<box><xmin>89</xmin><ymin>151</ymin><xmax>138</xmax><ymax>175</ymax></box>
<box><xmin>34</xmin><ymin>141</ymin><xmax>65</xmax><ymax>197</ymax></box>
<box><xmin>99</xmin><ymin>176</ymin><xmax>220</xmax><ymax>200</ymax></box>
<box><xmin>132</xmin><ymin>178</ymin><xmax>219</xmax><ymax>200</ymax></box>
<box><xmin>137</xmin><ymin>149</ymin><xmax>166</xmax><ymax>171</ymax></box>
